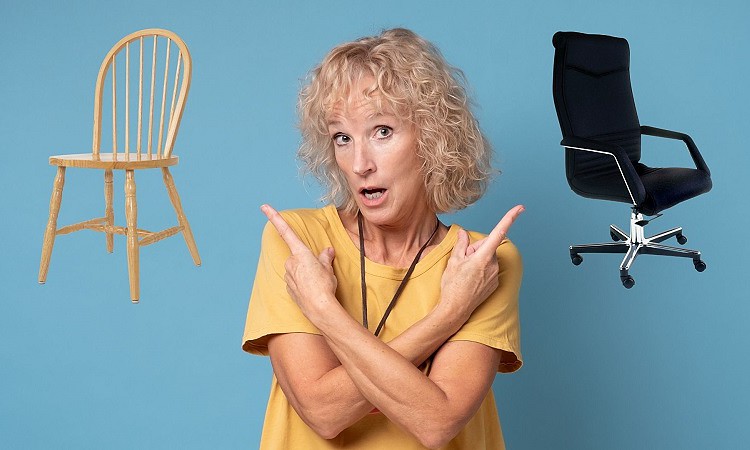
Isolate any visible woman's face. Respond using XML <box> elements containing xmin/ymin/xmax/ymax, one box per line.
<box><xmin>327</xmin><ymin>80</ymin><xmax>430</xmax><ymax>227</ymax></box>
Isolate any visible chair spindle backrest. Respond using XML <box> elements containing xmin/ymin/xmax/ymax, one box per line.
<box><xmin>92</xmin><ymin>29</ymin><xmax>191</xmax><ymax>160</ymax></box>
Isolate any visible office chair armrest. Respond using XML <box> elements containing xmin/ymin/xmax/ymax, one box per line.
<box><xmin>560</xmin><ymin>136</ymin><xmax>645</xmax><ymax>206</ymax></box>
<box><xmin>640</xmin><ymin>125</ymin><xmax>710</xmax><ymax>175</ymax></box>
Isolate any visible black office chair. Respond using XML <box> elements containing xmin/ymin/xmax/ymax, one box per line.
<box><xmin>551</xmin><ymin>31</ymin><xmax>712</xmax><ymax>288</ymax></box>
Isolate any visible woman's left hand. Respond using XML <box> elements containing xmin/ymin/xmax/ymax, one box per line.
<box><xmin>261</xmin><ymin>204</ymin><xmax>338</xmax><ymax>319</ymax></box>
<box><xmin>438</xmin><ymin>205</ymin><xmax>524</xmax><ymax>321</ymax></box>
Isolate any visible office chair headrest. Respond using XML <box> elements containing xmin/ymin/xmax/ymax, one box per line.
<box><xmin>553</xmin><ymin>31</ymin><xmax>630</xmax><ymax>76</ymax></box>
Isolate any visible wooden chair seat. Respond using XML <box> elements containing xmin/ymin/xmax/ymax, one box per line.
<box><xmin>49</xmin><ymin>153</ymin><xmax>179</xmax><ymax>170</ymax></box>
<box><xmin>39</xmin><ymin>29</ymin><xmax>200</xmax><ymax>302</ymax></box>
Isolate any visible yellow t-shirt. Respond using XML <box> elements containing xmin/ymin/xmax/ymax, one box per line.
<box><xmin>242</xmin><ymin>205</ymin><xmax>523</xmax><ymax>449</ymax></box>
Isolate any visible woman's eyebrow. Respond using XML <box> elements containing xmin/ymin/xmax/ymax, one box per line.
<box><xmin>326</xmin><ymin>112</ymin><xmax>396</xmax><ymax>129</ymax></box>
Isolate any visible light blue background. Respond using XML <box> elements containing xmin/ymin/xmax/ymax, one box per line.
<box><xmin>1</xmin><ymin>1</ymin><xmax>748</xmax><ymax>448</ymax></box>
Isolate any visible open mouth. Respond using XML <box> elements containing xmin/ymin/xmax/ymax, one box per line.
<box><xmin>361</xmin><ymin>188</ymin><xmax>386</xmax><ymax>200</ymax></box>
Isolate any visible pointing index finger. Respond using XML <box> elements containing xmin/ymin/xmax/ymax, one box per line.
<box><xmin>261</xmin><ymin>204</ymin><xmax>310</xmax><ymax>255</ymax></box>
<box><xmin>477</xmin><ymin>205</ymin><xmax>525</xmax><ymax>257</ymax></box>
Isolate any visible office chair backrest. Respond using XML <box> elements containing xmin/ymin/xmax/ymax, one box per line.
<box><xmin>553</xmin><ymin>31</ymin><xmax>642</xmax><ymax>160</ymax></box>
<box><xmin>553</xmin><ymin>31</ymin><xmax>646</xmax><ymax>205</ymax></box>
<box><xmin>92</xmin><ymin>29</ymin><xmax>192</xmax><ymax>160</ymax></box>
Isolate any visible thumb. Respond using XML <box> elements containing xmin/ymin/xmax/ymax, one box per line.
<box><xmin>318</xmin><ymin>247</ymin><xmax>335</xmax><ymax>266</ymax></box>
<box><xmin>452</xmin><ymin>229</ymin><xmax>469</xmax><ymax>258</ymax></box>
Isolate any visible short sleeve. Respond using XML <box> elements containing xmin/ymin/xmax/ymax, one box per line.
<box><xmin>241</xmin><ymin>219</ymin><xmax>322</xmax><ymax>356</ymax></box>
<box><xmin>449</xmin><ymin>238</ymin><xmax>523</xmax><ymax>373</ymax></box>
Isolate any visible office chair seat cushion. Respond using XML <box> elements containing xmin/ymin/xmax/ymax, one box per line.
<box><xmin>636</xmin><ymin>164</ymin><xmax>712</xmax><ymax>215</ymax></box>
<box><xmin>567</xmin><ymin>168</ymin><xmax>636</xmax><ymax>205</ymax></box>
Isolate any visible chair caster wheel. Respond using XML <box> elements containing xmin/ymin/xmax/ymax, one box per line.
<box><xmin>621</xmin><ymin>275</ymin><xmax>635</xmax><ymax>289</ymax></box>
<box><xmin>571</xmin><ymin>254</ymin><xmax>583</xmax><ymax>265</ymax></box>
<box><xmin>677</xmin><ymin>233</ymin><xmax>687</xmax><ymax>245</ymax></box>
<box><xmin>610</xmin><ymin>231</ymin><xmax>621</xmax><ymax>241</ymax></box>
<box><xmin>694</xmin><ymin>260</ymin><xmax>706</xmax><ymax>272</ymax></box>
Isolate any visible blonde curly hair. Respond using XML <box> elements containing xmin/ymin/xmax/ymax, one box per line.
<box><xmin>298</xmin><ymin>28</ymin><xmax>493</xmax><ymax>214</ymax></box>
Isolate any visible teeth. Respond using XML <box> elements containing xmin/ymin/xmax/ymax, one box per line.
<box><xmin>364</xmin><ymin>190</ymin><xmax>383</xmax><ymax>200</ymax></box>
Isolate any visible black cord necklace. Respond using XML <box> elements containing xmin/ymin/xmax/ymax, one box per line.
<box><xmin>357</xmin><ymin>212</ymin><xmax>440</xmax><ymax>337</ymax></box>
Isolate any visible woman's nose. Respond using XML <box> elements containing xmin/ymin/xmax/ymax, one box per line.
<box><xmin>352</xmin><ymin>143</ymin><xmax>376</xmax><ymax>176</ymax></box>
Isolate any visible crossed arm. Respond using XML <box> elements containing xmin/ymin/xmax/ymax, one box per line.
<box><xmin>261</xmin><ymin>204</ymin><xmax>523</xmax><ymax>449</ymax></box>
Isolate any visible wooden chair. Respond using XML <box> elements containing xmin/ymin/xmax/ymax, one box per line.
<box><xmin>38</xmin><ymin>29</ymin><xmax>200</xmax><ymax>302</ymax></box>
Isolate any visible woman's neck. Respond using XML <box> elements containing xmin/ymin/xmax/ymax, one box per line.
<box><xmin>339</xmin><ymin>207</ymin><xmax>447</xmax><ymax>268</ymax></box>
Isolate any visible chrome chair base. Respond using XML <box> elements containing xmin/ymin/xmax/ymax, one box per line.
<box><xmin>569</xmin><ymin>209</ymin><xmax>706</xmax><ymax>288</ymax></box>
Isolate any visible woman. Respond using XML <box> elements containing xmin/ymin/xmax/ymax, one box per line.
<box><xmin>243</xmin><ymin>28</ymin><xmax>524</xmax><ymax>449</ymax></box>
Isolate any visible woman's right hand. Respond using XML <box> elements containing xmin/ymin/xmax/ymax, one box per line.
<box><xmin>439</xmin><ymin>205</ymin><xmax>524</xmax><ymax>320</ymax></box>
<box><xmin>261</xmin><ymin>204</ymin><xmax>339</xmax><ymax>322</ymax></box>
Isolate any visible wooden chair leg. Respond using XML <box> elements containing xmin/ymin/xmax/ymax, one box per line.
<box><xmin>162</xmin><ymin>167</ymin><xmax>201</xmax><ymax>266</ymax></box>
<box><xmin>125</xmin><ymin>170</ymin><xmax>140</xmax><ymax>302</ymax></box>
<box><xmin>39</xmin><ymin>167</ymin><xmax>66</xmax><ymax>283</ymax></box>
<box><xmin>105</xmin><ymin>169</ymin><xmax>114</xmax><ymax>253</ymax></box>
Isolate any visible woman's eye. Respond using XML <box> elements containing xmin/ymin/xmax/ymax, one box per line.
<box><xmin>333</xmin><ymin>134</ymin><xmax>351</xmax><ymax>146</ymax></box>
<box><xmin>375</xmin><ymin>126</ymin><xmax>393</xmax><ymax>139</ymax></box>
